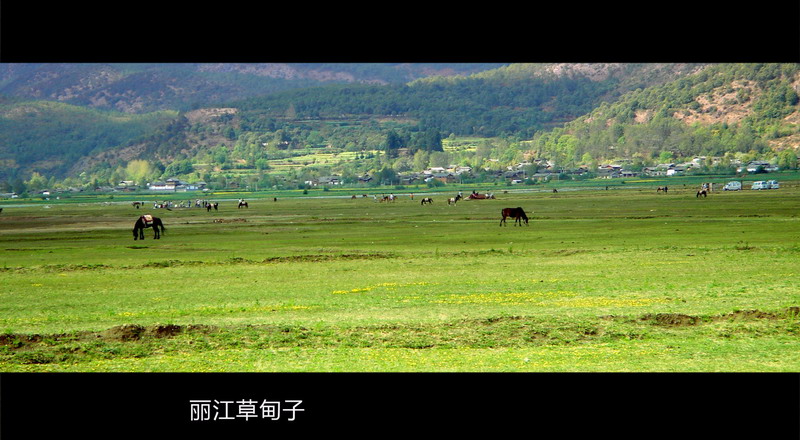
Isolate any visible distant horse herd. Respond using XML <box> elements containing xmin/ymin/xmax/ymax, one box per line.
<box><xmin>128</xmin><ymin>184</ymin><xmax>716</xmax><ymax>239</ymax></box>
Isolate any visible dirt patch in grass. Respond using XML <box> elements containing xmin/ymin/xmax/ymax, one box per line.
<box><xmin>544</xmin><ymin>249</ymin><xmax>591</xmax><ymax>257</ymax></box>
<box><xmin>641</xmin><ymin>313</ymin><xmax>701</xmax><ymax>326</ymax></box>
<box><xmin>640</xmin><ymin>307</ymin><xmax>800</xmax><ymax>327</ymax></box>
<box><xmin>1</xmin><ymin>307</ymin><xmax>798</xmax><ymax>358</ymax></box>
<box><xmin>100</xmin><ymin>324</ymin><xmax>191</xmax><ymax>341</ymax></box>
<box><xmin>0</xmin><ymin>323</ymin><xmax>215</xmax><ymax>349</ymax></box>
<box><xmin>261</xmin><ymin>252</ymin><xmax>396</xmax><ymax>264</ymax></box>
<box><xmin>1</xmin><ymin>253</ymin><xmax>398</xmax><ymax>274</ymax></box>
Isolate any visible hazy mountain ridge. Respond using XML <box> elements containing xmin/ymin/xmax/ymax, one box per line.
<box><xmin>0</xmin><ymin>63</ymin><xmax>507</xmax><ymax>113</ymax></box>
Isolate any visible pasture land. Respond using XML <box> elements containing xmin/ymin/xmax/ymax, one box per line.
<box><xmin>1</xmin><ymin>182</ymin><xmax>799</xmax><ymax>371</ymax></box>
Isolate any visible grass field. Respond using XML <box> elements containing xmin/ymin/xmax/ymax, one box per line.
<box><xmin>1</xmin><ymin>179</ymin><xmax>799</xmax><ymax>372</ymax></box>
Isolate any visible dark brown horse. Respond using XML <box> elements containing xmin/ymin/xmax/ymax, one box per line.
<box><xmin>696</xmin><ymin>189</ymin><xmax>708</xmax><ymax>198</ymax></box>
<box><xmin>500</xmin><ymin>207</ymin><xmax>529</xmax><ymax>226</ymax></box>
<box><xmin>133</xmin><ymin>214</ymin><xmax>165</xmax><ymax>240</ymax></box>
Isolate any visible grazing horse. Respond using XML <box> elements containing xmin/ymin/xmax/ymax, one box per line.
<box><xmin>448</xmin><ymin>194</ymin><xmax>462</xmax><ymax>205</ymax></box>
<box><xmin>206</xmin><ymin>202</ymin><xmax>218</xmax><ymax>212</ymax></box>
<box><xmin>132</xmin><ymin>201</ymin><xmax>142</xmax><ymax>209</ymax></box>
<box><xmin>500</xmin><ymin>207</ymin><xmax>529</xmax><ymax>226</ymax></box>
<box><xmin>420</xmin><ymin>197</ymin><xmax>433</xmax><ymax>205</ymax></box>
<box><xmin>238</xmin><ymin>200</ymin><xmax>248</xmax><ymax>208</ymax></box>
<box><xmin>696</xmin><ymin>189</ymin><xmax>708</xmax><ymax>198</ymax></box>
<box><xmin>132</xmin><ymin>214</ymin><xmax>165</xmax><ymax>240</ymax></box>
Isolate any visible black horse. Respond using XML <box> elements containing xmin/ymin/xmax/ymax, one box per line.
<box><xmin>238</xmin><ymin>200</ymin><xmax>249</xmax><ymax>208</ymax></box>
<box><xmin>696</xmin><ymin>189</ymin><xmax>708</xmax><ymax>198</ymax></box>
<box><xmin>500</xmin><ymin>207</ymin><xmax>529</xmax><ymax>226</ymax></box>
<box><xmin>421</xmin><ymin>197</ymin><xmax>433</xmax><ymax>205</ymax></box>
<box><xmin>133</xmin><ymin>215</ymin><xmax>165</xmax><ymax>240</ymax></box>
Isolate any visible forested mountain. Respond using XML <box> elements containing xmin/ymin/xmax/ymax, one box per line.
<box><xmin>233</xmin><ymin>63</ymin><xmax>705</xmax><ymax>137</ymax></box>
<box><xmin>0</xmin><ymin>63</ymin><xmax>507</xmax><ymax>113</ymax></box>
<box><xmin>542</xmin><ymin>63</ymin><xmax>800</xmax><ymax>171</ymax></box>
<box><xmin>1</xmin><ymin>62</ymin><xmax>798</xmax><ymax>193</ymax></box>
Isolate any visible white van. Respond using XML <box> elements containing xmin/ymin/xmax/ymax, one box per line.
<box><xmin>723</xmin><ymin>181</ymin><xmax>741</xmax><ymax>191</ymax></box>
<box><xmin>751</xmin><ymin>181</ymin><xmax>770</xmax><ymax>190</ymax></box>
<box><xmin>766</xmin><ymin>180</ymin><xmax>780</xmax><ymax>189</ymax></box>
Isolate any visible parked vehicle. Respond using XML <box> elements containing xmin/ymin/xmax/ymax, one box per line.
<box><xmin>751</xmin><ymin>181</ymin><xmax>770</xmax><ymax>190</ymax></box>
<box><xmin>723</xmin><ymin>181</ymin><xmax>742</xmax><ymax>191</ymax></box>
<box><xmin>766</xmin><ymin>180</ymin><xmax>780</xmax><ymax>189</ymax></box>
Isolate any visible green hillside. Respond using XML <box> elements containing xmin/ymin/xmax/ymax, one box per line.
<box><xmin>550</xmin><ymin>63</ymin><xmax>800</xmax><ymax>168</ymax></box>
<box><xmin>0</xmin><ymin>99</ymin><xmax>177</xmax><ymax>182</ymax></box>
<box><xmin>1</xmin><ymin>63</ymin><xmax>798</xmax><ymax>194</ymax></box>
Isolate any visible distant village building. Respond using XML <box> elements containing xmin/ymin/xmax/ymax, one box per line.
<box><xmin>738</xmin><ymin>161</ymin><xmax>779</xmax><ymax>173</ymax></box>
<box><xmin>429</xmin><ymin>173</ymin><xmax>457</xmax><ymax>184</ymax></box>
<box><xmin>666</xmin><ymin>166</ymin><xmax>687</xmax><ymax>176</ymax></box>
<box><xmin>116</xmin><ymin>180</ymin><xmax>138</xmax><ymax>191</ymax></box>
<box><xmin>148</xmin><ymin>178</ymin><xmax>206</xmax><ymax>192</ymax></box>
<box><xmin>318</xmin><ymin>176</ymin><xmax>342</xmax><ymax>186</ymax></box>
<box><xmin>597</xmin><ymin>165</ymin><xmax>622</xmax><ymax>178</ymax></box>
<box><xmin>305</xmin><ymin>176</ymin><xmax>343</xmax><ymax>187</ymax></box>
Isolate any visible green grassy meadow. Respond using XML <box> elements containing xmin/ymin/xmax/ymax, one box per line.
<box><xmin>1</xmin><ymin>180</ymin><xmax>799</xmax><ymax>371</ymax></box>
